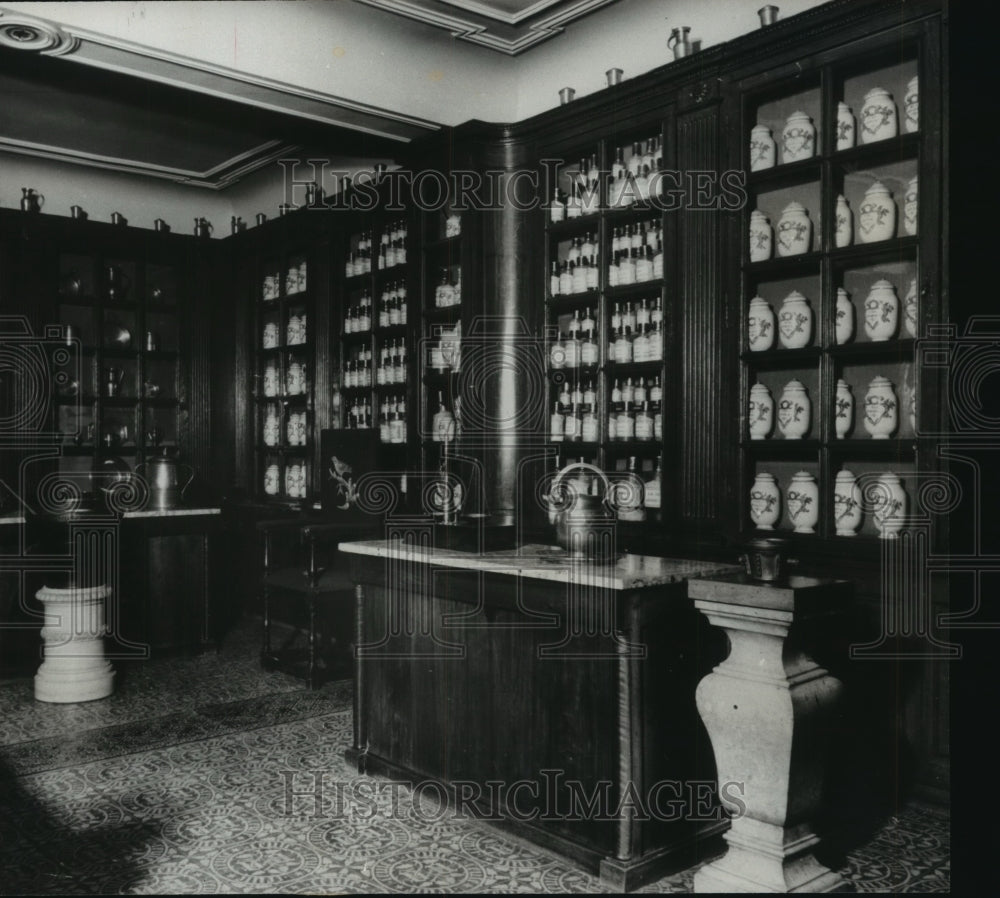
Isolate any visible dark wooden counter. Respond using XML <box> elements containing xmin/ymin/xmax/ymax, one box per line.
<box><xmin>340</xmin><ymin>538</ymin><xmax>738</xmax><ymax>890</ymax></box>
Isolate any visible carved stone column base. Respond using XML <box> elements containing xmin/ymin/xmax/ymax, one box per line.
<box><xmin>34</xmin><ymin>584</ymin><xmax>115</xmax><ymax>703</ymax></box>
<box><xmin>694</xmin><ymin>819</ymin><xmax>844</xmax><ymax>892</ymax></box>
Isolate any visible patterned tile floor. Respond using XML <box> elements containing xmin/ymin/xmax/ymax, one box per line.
<box><xmin>0</xmin><ymin>617</ymin><xmax>949</xmax><ymax>894</ymax></box>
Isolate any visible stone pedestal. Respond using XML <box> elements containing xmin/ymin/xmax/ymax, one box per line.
<box><xmin>687</xmin><ymin>573</ymin><xmax>850</xmax><ymax>893</ymax></box>
<box><xmin>34</xmin><ymin>584</ymin><xmax>115</xmax><ymax>703</ymax></box>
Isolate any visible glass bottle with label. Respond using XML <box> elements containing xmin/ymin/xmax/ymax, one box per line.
<box><xmin>550</xmin><ymin>262</ymin><xmax>560</xmax><ymax>297</ymax></box>
<box><xmin>581</xmin><ymin>306</ymin><xmax>595</xmax><ymax>333</ymax></box>
<box><xmin>582</xmin><ymin>404</ymin><xmax>599</xmax><ymax>442</ymax></box>
<box><xmin>633</xmin><ymin>324</ymin><xmax>650</xmax><ymax>362</ymax></box>
<box><xmin>614</xmin><ymin>328</ymin><xmax>632</xmax><ymax>364</ymax></box>
<box><xmin>634</xmin><ymin>378</ymin><xmax>647</xmax><ymax>405</ymax></box>
<box><xmin>550</xmin><ymin>188</ymin><xmax>565</xmax><ymax>223</ymax></box>
<box><xmin>559</xmin><ymin>262</ymin><xmax>573</xmax><ymax>295</ymax></box>
<box><xmin>635</xmin><ymin>401</ymin><xmax>654</xmax><ymax>441</ymax></box>
<box><xmin>550</xmin><ymin>402</ymin><xmax>564</xmax><ymax>442</ymax></box>
<box><xmin>564</xmin><ymin>332</ymin><xmax>580</xmax><ymax>369</ymax></box>
<box><xmin>617</xmin><ymin>402</ymin><xmax>635</xmax><ymax>440</ymax></box>
<box><xmin>581</xmin><ymin>329</ymin><xmax>599</xmax><ymax>366</ymax></box>
<box><xmin>583</xmin><ymin>378</ymin><xmax>596</xmax><ymax>407</ymax></box>
<box><xmin>644</xmin><ymin>459</ymin><xmax>662</xmax><ymax>510</ymax></box>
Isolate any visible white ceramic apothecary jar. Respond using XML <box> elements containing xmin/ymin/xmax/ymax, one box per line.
<box><xmin>904</xmin><ymin>176</ymin><xmax>918</xmax><ymax>236</ymax></box>
<box><xmin>749</xmin><ymin>209</ymin><xmax>773</xmax><ymax>262</ymax></box>
<box><xmin>863</xmin><ymin>279</ymin><xmax>899</xmax><ymax>341</ymax></box>
<box><xmin>786</xmin><ymin>471</ymin><xmax>819</xmax><ymax>533</ymax></box>
<box><xmin>287</xmin><ymin>360</ymin><xmax>305</xmax><ymax>396</ymax></box>
<box><xmin>834</xmin><ymin>469</ymin><xmax>863</xmax><ymax>536</ymax></box>
<box><xmin>748</xmin><ymin>296</ymin><xmax>776</xmax><ymax>351</ymax></box>
<box><xmin>872</xmin><ymin>472</ymin><xmax>907</xmax><ymax>539</ymax></box>
<box><xmin>776</xmin><ymin>202</ymin><xmax>813</xmax><ymax>257</ymax></box>
<box><xmin>903</xmin><ymin>277</ymin><xmax>918</xmax><ymax>338</ymax></box>
<box><xmin>778</xmin><ymin>291</ymin><xmax>813</xmax><ymax>349</ymax></box>
<box><xmin>781</xmin><ymin>111</ymin><xmax>816</xmax><ymax>163</ymax></box>
<box><xmin>836</xmin><ymin>101</ymin><xmax>856</xmax><ymax>150</ymax></box>
<box><xmin>858</xmin><ymin>181</ymin><xmax>896</xmax><ymax>243</ymax></box>
<box><xmin>263</xmin><ymin>407</ymin><xmax>280</xmax><ymax>447</ymax></box>
<box><xmin>835</xmin><ymin>378</ymin><xmax>854</xmax><ymax>439</ymax></box>
<box><xmin>264</xmin><ymin>464</ymin><xmax>280</xmax><ymax>496</ymax></box>
<box><xmin>749</xmin><ymin>472</ymin><xmax>781</xmax><ymax>530</ymax></box>
<box><xmin>749</xmin><ymin>124</ymin><xmax>776</xmax><ymax>172</ymax></box>
<box><xmin>836</xmin><ymin>287</ymin><xmax>855</xmax><ymax>344</ymax></box>
<box><xmin>835</xmin><ymin>194</ymin><xmax>853</xmax><ymax>248</ymax></box>
<box><xmin>778</xmin><ymin>379</ymin><xmax>811</xmax><ymax>439</ymax></box>
<box><xmin>263</xmin><ymin>362</ymin><xmax>278</xmax><ymax>398</ymax></box>
<box><xmin>860</xmin><ymin>87</ymin><xmax>898</xmax><ymax>143</ymax></box>
<box><xmin>749</xmin><ymin>383</ymin><xmax>775</xmax><ymax>440</ymax></box>
<box><xmin>904</xmin><ymin>76</ymin><xmax>919</xmax><ymax>133</ymax></box>
<box><xmin>864</xmin><ymin>375</ymin><xmax>899</xmax><ymax>439</ymax></box>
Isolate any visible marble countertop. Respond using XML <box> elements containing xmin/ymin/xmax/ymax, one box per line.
<box><xmin>122</xmin><ymin>507</ymin><xmax>222</xmax><ymax>519</ymax></box>
<box><xmin>339</xmin><ymin>539</ymin><xmax>738</xmax><ymax>591</ymax></box>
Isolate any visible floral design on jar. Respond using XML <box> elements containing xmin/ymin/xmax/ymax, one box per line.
<box><xmin>786</xmin><ymin>471</ymin><xmax>819</xmax><ymax>533</ymax></box>
<box><xmin>748</xmin><ymin>383</ymin><xmax>775</xmax><ymax>440</ymax></box>
<box><xmin>776</xmin><ymin>202</ymin><xmax>812</xmax><ymax>257</ymax></box>
<box><xmin>836</xmin><ymin>287</ymin><xmax>855</xmax><ymax>345</ymax></box>
<box><xmin>904</xmin><ymin>176</ymin><xmax>918</xmax><ymax>236</ymax></box>
<box><xmin>858</xmin><ymin>181</ymin><xmax>896</xmax><ymax>243</ymax></box>
<box><xmin>860</xmin><ymin>87</ymin><xmax>897</xmax><ymax>143</ymax></box>
<box><xmin>781</xmin><ymin>111</ymin><xmax>816</xmax><ymax>164</ymax></box>
<box><xmin>904</xmin><ymin>76</ymin><xmax>919</xmax><ymax>133</ymax></box>
<box><xmin>863</xmin><ymin>279</ymin><xmax>899</xmax><ymax>342</ymax></box>
<box><xmin>777</xmin><ymin>379</ymin><xmax>811</xmax><ymax>439</ymax></box>
<box><xmin>749</xmin><ymin>209</ymin><xmax>773</xmax><ymax>262</ymax></box>
<box><xmin>749</xmin><ymin>472</ymin><xmax>781</xmax><ymax>530</ymax></box>
<box><xmin>833</xmin><ymin>469</ymin><xmax>863</xmax><ymax>536</ymax></box>
<box><xmin>863</xmin><ymin>375</ymin><xmax>899</xmax><ymax>439</ymax></box>
<box><xmin>871</xmin><ymin>472</ymin><xmax>907</xmax><ymax>539</ymax></box>
<box><xmin>777</xmin><ymin>291</ymin><xmax>813</xmax><ymax>349</ymax></box>
<box><xmin>836</xmin><ymin>102</ymin><xmax>856</xmax><ymax>151</ymax></box>
<box><xmin>749</xmin><ymin>124</ymin><xmax>776</xmax><ymax>172</ymax></box>
<box><xmin>903</xmin><ymin>277</ymin><xmax>918</xmax><ymax>338</ymax></box>
<box><xmin>747</xmin><ymin>297</ymin><xmax>775</xmax><ymax>351</ymax></box>
<box><xmin>835</xmin><ymin>379</ymin><xmax>854</xmax><ymax>439</ymax></box>
<box><xmin>835</xmin><ymin>194</ymin><xmax>853</xmax><ymax>248</ymax></box>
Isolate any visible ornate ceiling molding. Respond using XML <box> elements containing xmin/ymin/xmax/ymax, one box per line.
<box><xmin>0</xmin><ymin>11</ymin><xmax>78</xmax><ymax>56</ymax></box>
<box><xmin>0</xmin><ymin>6</ymin><xmax>439</xmax><ymax>143</ymax></box>
<box><xmin>355</xmin><ymin>0</ymin><xmax>618</xmax><ymax>54</ymax></box>
<box><xmin>0</xmin><ymin>135</ymin><xmax>299</xmax><ymax>190</ymax></box>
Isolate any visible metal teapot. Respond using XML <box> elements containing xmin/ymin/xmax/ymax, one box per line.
<box><xmin>20</xmin><ymin>187</ymin><xmax>44</xmax><ymax>213</ymax></box>
<box><xmin>550</xmin><ymin>462</ymin><xmax>616</xmax><ymax>559</ymax></box>
<box><xmin>136</xmin><ymin>451</ymin><xmax>194</xmax><ymax>510</ymax></box>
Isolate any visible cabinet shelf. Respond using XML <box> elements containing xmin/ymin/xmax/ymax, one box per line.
<box><xmin>742</xmin><ymin>346</ymin><xmax>822</xmax><ymax>364</ymax></box>
<box><xmin>605</xmin><ymin>360</ymin><xmax>664</xmax><ymax>377</ymax></box>
<box><xmin>833</xmin><ymin>132</ymin><xmax>920</xmax><ymax>169</ymax></box>
<box><xmin>546</xmin><ymin>217</ymin><xmax>599</xmax><ymax>239</ymax></box>
<box><xmin>827</xmin><ymin>338</ymin><xmax>916</xmax><ymax>359</ymax></box>
<box><xmin>423</xmin><ymin>235</ymin><xmax>463</xmax><ymax>253</ymax></box>
<box><xmin>603</xmin><ymin>202</ymin><xmax>663</xmax><ymax>225</ymax></box>
<box><xmin>423</xmin><ymin>305</ymin><xmax>462</xmax><ymax>324</ymax></box>
<box><xmin>745</xmin><ymin>252</ymin><xmax>823</xmax><ymax>277</ymax></box>
<box><xmin>340</xmin><ymin>330</ymin><xmax>373</xmax><ymax>344</ymax></box>
<box><xmin>747</xmin><ymin>157</ymin><xmax>822</xmax><ymax>189</ymax></box>
<box><xmin>742</xmin><ymin>438</ymin><xmax>822</xmax><ymax>453</ymax></box>
<box><xmin>828</xmin><ymin>237</ymin><xmax>919</xmax><ymax>268</ymax></box>
<box><xmin>828</xmin><ymin>438</ymin><xmax>917</xmax><ymax>455</ymax></box>
<box><xmin>374</xmin><ymin>324</ymin><xmax>408</xmax><ymax>339</ymax></box>
<box><xmin>604</xmin><ymin>440</ymin><xmax>662</xmax><ymax>453</ymax></box>
<box><xmin>547</xmin><ymin>291</ymin><xmax>599</xmax><ymax>309</ymax></box>
<box><xmin>604</xmin><ymin>280</ymin><xmax>664</xmax><ymax>299</ymax></box>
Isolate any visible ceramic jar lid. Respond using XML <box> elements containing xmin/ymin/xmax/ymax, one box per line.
<box><xmin>781</xmin><ymin>201</ymin><xmax>809</xmax><ymax>215</ymax></box>
<box><xmin>864</xmin><ymin>180</ymin><xmax>892</xmax><ymax>196</ymax></box>
<box><xmin>783</xmin><ymin>378</ymin><xmax>806</xmax><ymax>392</ymax></box>
<box><xmin>751</xmin><ymin>208</ymin><xmax>770</xmax><ymax>221</ymax></box>
<box><xmin>864</xmin><ymin>86</ymin><xmax>893</xmax><ymax>100</ymax></box>
<box><xmin>782</xmin><ymin>289</ymin><xmax>808</xmax><ymax>303</ymax></box>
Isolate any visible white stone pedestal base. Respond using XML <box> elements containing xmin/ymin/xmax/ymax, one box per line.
<box><xmin>688</xmin><ymin>573</ymin><xmax>850</xmax><ymax>894</ymax></box>
<box><xmin>34</xmin><ymin>584</ymin><xmax>115</xmax><ymax>703</ymax></box>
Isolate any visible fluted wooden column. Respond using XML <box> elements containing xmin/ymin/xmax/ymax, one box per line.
<box><xmin>687</xmin><ymin>572</ymin><xmax>850</xmax><ymax>893</ymax></box>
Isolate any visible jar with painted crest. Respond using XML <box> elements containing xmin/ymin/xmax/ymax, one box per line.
<box><xmin>749</xmin><ymin>472</ymin><xmax>781</xmax><ymax>530</ymax></box>
<box><xmin>781</xmin><ymin>111</ymin><xmax>816</xmax><ymax>164</ymax></box>
<box><xmin>786</xmin><ymin>471</ymin><xmax>819</xmax><ymax>534</ymax></box>
<box><xmin>747</xmin><ymin>296</ymin><xmax>775</xmax><ymax>352</ymax></box>
<box><xmin>904</xmin><ymin>176</ymin><xmax>918</xmax><ymax>236</ymax></box>
<box><xmin>863</xmin><ymin>279</ymin><xmax>899</xmax><ymax>341</ymax></box>
<box><xmin>749</xmin><ymin>124</ymin><xmax>776</xmax><ymax>172</ymax></box>
<box><xmin>777</xmin><ymin>291</ymin><xmax>813</xmax><ymax>349</ymax></box>
<box><xmin>833</xmin><ymin>470</ymin><xmax>863</xmax><ymax>536</ymax></box>
<box><xmin>835</xmin><ymin>194</ymin><xmax>853</xmax><ymax>248</ymax></box>
<box><xmin>748</xmin><ymin>383</ymin><xmax>774</xmax><ymax>440</ymax></box>
<box><xmin>860</xmin><ymin>87</ymin><xmax>897</xmax><ymax>143</ymax></box>
<box><xmin>749</xmin><ymin>209</ymin><xmax>772</xmax><ymax>262</ymax></box>
<box><xmin>904</xmin><ymin>76</ymin><xmax>919</xmax><ymax>133</ymax></box>
<box><xmin>858</xmin><ymin>181</ymin><xmax>896</xmax><ymax>243</ymax></box>
<box><xmin>263</xmin><ymin>407</ymin><xmax>280</xmax><ymax>447</ymax></box>
<box><xmin>836</xmin><ymin>101</ymin><xmax>856</xmax><ymax>150</ymax></box>
<box><xmin>903</xmin><ymin>277</ymin><xmax>918</xmax><ymax>338</ymax></box>
<box><xmin>834</xmin><ymin>378</ymin><xmax>854</xmax><ymax>439</ymax></box>
<box><xmin>263</xmin><ymin>362</ymin><xmax>278</xmax><ymax>398</ymax></box>
<box><xmin>264</xmin><ymin>464</ymin><xmax>280</xmax><ymax>496</ymax></box>
<box><xmin>286</xmin><ymin>360</ymin><xmax>305</xmax><ymax>396</ymax></box>
<box><xmin>873</xmin><ymin>472</ymin><xmax>907</xmax><ymax>539</ymax></box>
<box><xmin>777</xmin><ymin>379</ymin><xmax>811</xmax><ymax>439</ymax></box>
<box><xmin>863</xmin><ymin>375</ymin><xmax>898</xmax><ymax>439</ymax></box>
<box><xmin>836</xmin><ymin>287</ymin><xmax>855</xmax><ymax>344</ymax></box>
<box><xmin>775</xmin><ymin>202</ymin><xmax>812</xmax><ymax>257</ymax></box>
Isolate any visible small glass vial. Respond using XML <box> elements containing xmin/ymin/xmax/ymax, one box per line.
<box><xmin>550</xmin><ymin>188</ymin><xmax>565</xmax><ymax>222</ymax></box>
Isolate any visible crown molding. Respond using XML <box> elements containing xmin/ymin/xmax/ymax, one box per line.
<box><xmin>355</xmin><ymin>0</ymin><xmax>617</xmax><ymax>54</ymax></box>
<box><xmin>0</xmin><ymin>136</ymin><xmax>300</xmax><ymax>190</ymax></box>
<box><xmin>0</xmin><ymin>7</ymin><xmax>440</xmax><ymax>144</ymax></box>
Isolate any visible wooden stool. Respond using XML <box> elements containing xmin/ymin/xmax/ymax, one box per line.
<box><xmin>34</xmin><ymin>584</ymin><xmax>115</xmax><ymax>703</ymax></box>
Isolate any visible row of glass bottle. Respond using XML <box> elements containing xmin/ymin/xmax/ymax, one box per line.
<box><xmin>749</xmin><ymin>374</ymin><xmax>912</xmax><ymax>440</ymax></box>
<box><xmin>749</xmin><ymin>469</ymin><xmax>907</xmax><ymax>538</ymax></box>
<box><xmin>748</xmin><ymin>277</ymin><xmax>917</xmax><ymax>351</ymax></box>
<box><xmin>262</xmin><ymin>261</ymin><xmax>308</xmax><ymax>301</ymax></box>
<box><xmin>344</xmin><ymin>283</ymin><xmax>410</xmax><ymax>333</ymax></box>
<box><xmin>550</xmin><ymin>401</ymin><xmax>663</xmax><ymax>443</ymax></box>
<box><xmin>749</xmin><ymin>78</ymin><xmax>919</xmax><ymax>171</ymax></box>
<box><xmin>379</xmin><ymin>395</ymin><xmax>409</xmax><ymax>444</ymax></box>
<box><xmin>549</xmin><ymin>139</ymin><xmax>665</xmax><ymax>222</ymax></box>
